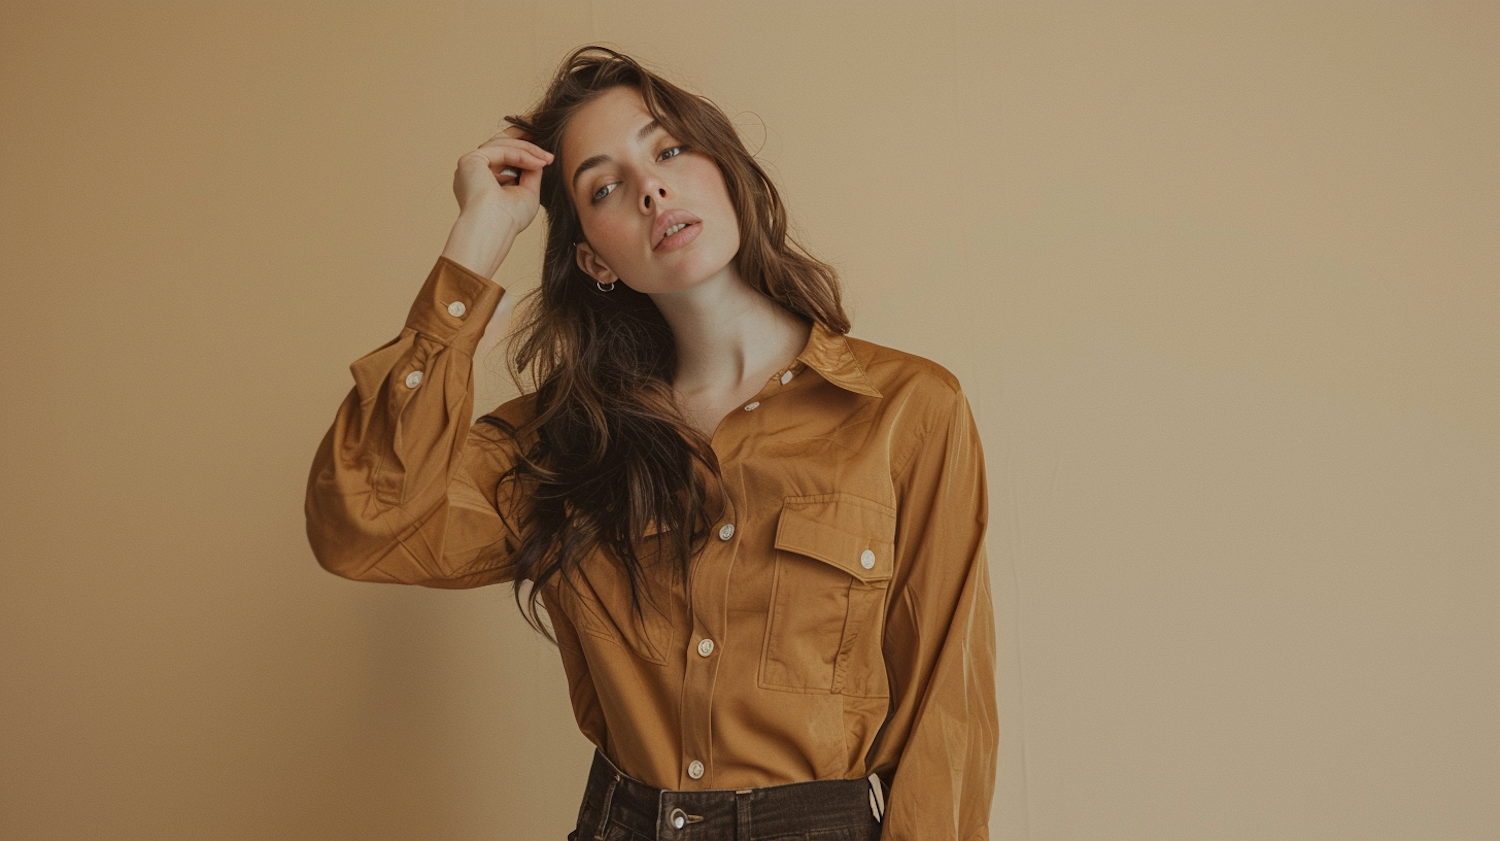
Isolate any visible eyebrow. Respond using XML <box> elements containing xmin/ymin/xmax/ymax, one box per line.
<box><xmin>570</xmin><ymin>119</ymin><xmax>664</xmax><ymax>192</ymax></box>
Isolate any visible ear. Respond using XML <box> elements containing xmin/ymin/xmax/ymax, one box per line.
<box><xmin>574</xmin><ymin>241</ymin><xmax>619</xmax><ymax>286</ymax></box>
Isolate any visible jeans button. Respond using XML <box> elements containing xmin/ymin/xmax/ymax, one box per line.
<box><xmin>668</xmin><ymin>806</ymin><xmax>688</xmax><ymax>829</ymax></box>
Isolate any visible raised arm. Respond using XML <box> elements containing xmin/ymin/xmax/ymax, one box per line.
<box><xmin>303</xmin><ymin>126</ymin><xmax>554</xmax><ymax>588</ymax></box>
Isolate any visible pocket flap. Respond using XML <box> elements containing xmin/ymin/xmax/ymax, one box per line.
<box><xmin>774</xmin><ymin>494</ymin><xmax>896</xmax><ymax>584</ymax></box>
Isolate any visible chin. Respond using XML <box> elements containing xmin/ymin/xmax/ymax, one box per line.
<box><xmin>644</xmin><ymin>241</ymin><xmax>740</xmax><ymax>293</ymax></box>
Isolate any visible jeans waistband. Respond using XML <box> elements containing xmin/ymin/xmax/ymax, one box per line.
<box><xmin>572</xmin><ymin>746</ymin><xmax>881</xmax><ymax>841</ymax></box>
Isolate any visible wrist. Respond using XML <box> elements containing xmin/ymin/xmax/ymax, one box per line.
<box><xmin>441</xmin><ymin>211</ymin><xmax>518</xmax><ymax>278</ymax></box>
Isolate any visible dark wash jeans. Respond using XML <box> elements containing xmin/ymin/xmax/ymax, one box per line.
<box><xmin>569</xmin><ymin>747</ymin><xmax>883</xmax><ymax>841</ymax></box>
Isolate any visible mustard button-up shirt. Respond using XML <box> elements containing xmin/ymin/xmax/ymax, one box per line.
<box><xmin>305</xmin><ymin>257</ymin><xmax>998</xmax><ymax>840</ymax></box>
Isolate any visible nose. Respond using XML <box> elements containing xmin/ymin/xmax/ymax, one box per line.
<box><xmin>641</xmin><ymin>184</ymin><xmax>669</xmax><ymax>212</ymax></box>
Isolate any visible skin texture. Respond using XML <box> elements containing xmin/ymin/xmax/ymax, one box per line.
<box><xmin>562</xmin><ymin>86</ymin><xmax>742</xmax><ymax>296</ymax></box>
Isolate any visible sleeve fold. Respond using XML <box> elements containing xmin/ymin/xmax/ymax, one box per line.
<box><xmin>303</xmin><ymin>256</ymin><xmax>523</xmax><ymax>589</ymax></box>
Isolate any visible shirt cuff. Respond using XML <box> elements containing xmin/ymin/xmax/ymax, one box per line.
<box><xmin>402</xmin><ymin>255</ymin><xmax>507</xmax><ymax>353</ymax></box>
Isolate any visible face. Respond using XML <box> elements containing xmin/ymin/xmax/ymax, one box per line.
<box><xmin>561</xmin><ymin>86</ymin><xmax>741</xmax><ymax>295</ymax></box>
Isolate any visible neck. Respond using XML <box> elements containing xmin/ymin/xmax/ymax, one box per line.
<box><xmin>649</xmin><ymin>261</ymin><xmax>810</xmax><ymax>396</ymax></box>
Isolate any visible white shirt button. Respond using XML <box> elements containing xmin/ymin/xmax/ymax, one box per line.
<box><xmin>743</xmin><ymin>401</ymin><xmax>760</xmax><ymax>411</ymax></box>
<box><xmin>860</xmin><ymin>549</ymin><xmax>876</xmax><ymax>569</ymax></box>
<box><xmin>718</xmin><ymin>523</ymin><xmax>735</xmax><ymax>541</ymax></box>
<box><xmin>687</xmin><ymin>760</ymin><xmax>704</xmax><ymax>779</ymax></box>
<box><xmin>447</xmin><ymin>300</ymin><xmax>466</xmax><ymax>317</ymax></box>
<box><xmin>405</xmin><ymin>370</ymin><xmax>423</xmax><ymax>388</ymax></box>
<box><xmin>779</xmin><ymin>370</ymin><xmax>794</xmax><ymax>385</ymax></box>
<box><xmin>697</xmin><ymin>638</ymin><xmax>714</xmax><ymax>657</ymax></box>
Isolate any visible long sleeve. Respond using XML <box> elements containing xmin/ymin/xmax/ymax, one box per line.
<box><xmin>304</xmin><ymin>255</ymin><xmax>524</xmax><ymax>589</ymax></box>
<box><xmin>869</xmin><ymin>386</ymin><xmax>998</xmax><ymax>840</ymax></box>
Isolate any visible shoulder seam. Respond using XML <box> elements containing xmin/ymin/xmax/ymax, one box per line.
<box><xmin>844</xmin><ymin>335</ymin><xmax>963</xmax><ymax>396</ymax></box>
<box><xmin>890</xmin><ymin>386</ymin><xmax>965</xmax><ymax>479</ymax></box>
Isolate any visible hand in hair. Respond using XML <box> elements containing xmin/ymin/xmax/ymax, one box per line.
<box><xmin>441</xmin><ymin>125</ymin><xmax>554</xmax><ymax>278</ymax></box>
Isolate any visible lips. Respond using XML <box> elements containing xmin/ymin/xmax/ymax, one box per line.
<box><xmin>651</xmin><ymin>209</ymin><xmax>702</xmax><ymax>251</ymax></box>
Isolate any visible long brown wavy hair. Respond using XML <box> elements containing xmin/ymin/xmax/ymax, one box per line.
<box><xmin>481</xmin><ymin>45</ymin><xmax>850</xmax><ymax>644</ymax></box>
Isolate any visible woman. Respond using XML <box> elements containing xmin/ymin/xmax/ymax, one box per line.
<box><xmin>306</xmin><ymin>45</ymin><xmax>997</xmax><ymax>840</ymax></box>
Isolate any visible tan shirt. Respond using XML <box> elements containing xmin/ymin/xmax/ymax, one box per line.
<box><xmin>305</xmin><ymin>256</ymin><xmax>998</xmax><ymax>840</ymax></box>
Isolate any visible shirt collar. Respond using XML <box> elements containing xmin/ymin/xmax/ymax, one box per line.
<box><xmin>795</xmin><ymin>320</ymin><xmax>883</xmax><ymax>398</ymax></box>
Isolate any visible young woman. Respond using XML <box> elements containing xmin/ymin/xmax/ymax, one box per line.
<box><xmin>306</xmin><ymin>46</ymin><xmax>997</xmax><ymax>840</ymax></box>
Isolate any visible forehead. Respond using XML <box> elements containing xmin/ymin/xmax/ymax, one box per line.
<box><xmin>562</xmin><ymin>86</ymin><xmax>655</xmax><ymax>169</ymax></box>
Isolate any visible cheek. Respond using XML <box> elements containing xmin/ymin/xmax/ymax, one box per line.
<box><xmin>582</xmin><ymin>212</ymin><xmax>634</xmax><ymax>258</ymax></box>
<box><xmin>718</xmin><ymin>193</ymin><xmax>742</xmax><ymax>254</ymax></box>
<box><xmin>687</xmin><ymin>162</ymin><xmax>738</xmax><ymax>237</ymax></box>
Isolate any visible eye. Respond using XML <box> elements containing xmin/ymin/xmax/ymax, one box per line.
<box><xmin>589</xmin><ymin>147</ymin><xmax>684</xmax><ymax>203</ymax></box>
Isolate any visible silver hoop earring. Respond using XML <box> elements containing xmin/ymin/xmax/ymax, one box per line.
<box><xmin>596</xmin><ymin>280</ymin><xmax>616</xmax><ymax>293</ymax></box>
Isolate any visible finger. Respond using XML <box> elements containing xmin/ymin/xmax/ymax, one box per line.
<box><xmin>456</xmin><ymin>154</ymin><xmax>523</xmax><ymax>190</ymax></box>
<box><xmin>479</xmin><ymin>136</ymin><xmax>554</xmax><ymax>165</ymax></box>
<box><xmin>475</xmin><ymin>143</ymin><xmax>552</xmax><ymax>172</ymax></box>
<box><xmin>517</xmin><ymin>162</ymin><xmax>542</xmax><ymax>193</ymax></box>
<box><xmin>481</xmin><ymin>129</ymin><xmax>553</xmax><ymax>156</ymax></box>
<box><xmin>464</xmin><ymin>143</ymin><xmax>552</xmax><ymax>171</ymax></box>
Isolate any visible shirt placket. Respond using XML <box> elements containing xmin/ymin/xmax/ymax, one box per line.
<box><xmin>675</xmin><ymin>361</ymin><xmax>804</xmax><ymax>788</ymax></box>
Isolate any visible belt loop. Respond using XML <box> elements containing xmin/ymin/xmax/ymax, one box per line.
<box><xmin>593</xmin><ymin>771</ymin><xmax>620</xmax><ymax>841</ymax></box>
<box><xmin>735</xmin><ymin>788</ymin><xmax>753</xmax><ymax>839</ymax></box>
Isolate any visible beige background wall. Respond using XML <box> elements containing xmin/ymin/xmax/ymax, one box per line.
<box><xmin>2</xmin><ymin>2</ymin><xmax>1495</xmax><ymax>839</ymax></box>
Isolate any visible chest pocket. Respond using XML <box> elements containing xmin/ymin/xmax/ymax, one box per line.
<box><xmin>759</xmin><ymin>493</ymin><xmax>895</xmax><ymax>697</ymax></box>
